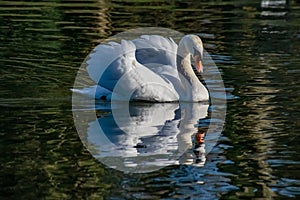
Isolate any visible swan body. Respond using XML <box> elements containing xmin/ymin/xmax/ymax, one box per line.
<box><xmin>72</xmin><ymin>34</ymin><xmax>209</xmax><ymax>102</ymax></box>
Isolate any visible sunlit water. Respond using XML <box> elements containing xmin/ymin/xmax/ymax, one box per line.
<box><xmin>1</xmin><ymin>0</ymin><xmax>300</xmax><ymax>199</ymax></box>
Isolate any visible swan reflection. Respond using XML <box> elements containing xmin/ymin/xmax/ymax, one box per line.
<box><xmin>84</xmin><ymin>101</ymin><xmax>211</xmax><ymax>172</ymax></box>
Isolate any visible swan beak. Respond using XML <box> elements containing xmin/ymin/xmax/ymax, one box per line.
<box><xmin>194</xmin><ymin>55</ymin><xmax>203</xmax><ymax>73</ymax></box>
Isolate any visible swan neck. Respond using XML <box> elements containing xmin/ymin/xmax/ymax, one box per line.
<box><xmin>176</xmin><ymin>40</ymin><xmax>193</xmax><ymax>75</ymax></box>
<box><xmin>176</xmin><ymin>39</ymin><xmax>208</xmax><ymax>101</ymax></box>
<box><xmin>176</xmin><ymin>41</ymin><xmax>196</xmax><ymax>82</ymax></box>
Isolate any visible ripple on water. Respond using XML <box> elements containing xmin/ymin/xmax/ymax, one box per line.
<box><xmin>270</xmin><ymin>178</ymin><xmax>300</xmax><ymax>198</ymax></box>
<box><xmin>1</xmin><ymin>0</ymin><xmax>300</xmax><ymax>199</ymax></box>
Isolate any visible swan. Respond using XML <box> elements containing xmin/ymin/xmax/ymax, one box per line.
<box><xmin>72</xmin><ymin>34</ymin><xmax>209</xmax><ymax>102</ymax></box>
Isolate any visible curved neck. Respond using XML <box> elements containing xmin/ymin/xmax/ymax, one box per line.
<box><xmin>176</xmin><ymin>42</ymin><xmax>208</xmax><ymax>101</ymax></box>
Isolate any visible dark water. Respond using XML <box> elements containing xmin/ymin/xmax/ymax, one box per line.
<box><xmin>1</xmin><ymin>0</ymin><xmax>300</xmax><ymax>199</ymax></box>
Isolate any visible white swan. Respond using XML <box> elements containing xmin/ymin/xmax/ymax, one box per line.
<box><xmin>72</xmin><ymin>34</ymin><xmax>209</xmax><ymax>102</ymax></box>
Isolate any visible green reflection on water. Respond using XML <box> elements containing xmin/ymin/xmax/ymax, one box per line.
<box><xmin>0</xmin><ymin>98</ymin><xmax>124</xmax><ymax>199</ymax></box>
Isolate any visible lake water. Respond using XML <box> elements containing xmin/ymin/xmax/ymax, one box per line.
<box><xmin>1</xmin><ymin>0</ymin><xmax>300</xmax><ymax>199</ymax></box>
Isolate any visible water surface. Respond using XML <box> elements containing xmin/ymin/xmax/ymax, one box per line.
<box><xmin>1</xmin><ymin>0</ymin><xmax>300</xmax><ymax>199</ymax></box>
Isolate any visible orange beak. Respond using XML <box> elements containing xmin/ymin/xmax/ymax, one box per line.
<box><xmin>194</xmin><ymin>55</ymin><xmax>203</xmax><ymax>73</ymax></box>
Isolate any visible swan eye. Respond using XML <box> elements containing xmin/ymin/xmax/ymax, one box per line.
<box><xmin>193</xmin><ymin>48</ymin><xmax>203</xmax><ymax>60</ymax></box>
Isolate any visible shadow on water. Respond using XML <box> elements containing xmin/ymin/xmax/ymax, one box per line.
<box><xmin>1</xmin><ymin>0</ymin><xmax>300</xmax><ymax>199</ymax></box>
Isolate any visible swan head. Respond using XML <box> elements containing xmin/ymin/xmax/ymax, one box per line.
<box><xmin>178</xmin><ymin>35</ymin><xmax>204</xmax><ymax>73</ymax></box>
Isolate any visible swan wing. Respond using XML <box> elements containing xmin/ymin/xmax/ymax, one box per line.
<box><xmin>133</xmin><ymin>35</ymin><xmax>178</xmax><ymax>68</ymax></box>
<box><xmin>133</xmin><ymin>35</ymin><xmax>181</xmax><ymax>89</ymax></box>
<box><xmin>86</xmin><ymin>39</ymin><xmax>179</xmax><ymax>101</ymax></box>
<box><xmin>87</xmin><ymin>40</ymin><xmax>136</xmax><ymax>92</ymax></box>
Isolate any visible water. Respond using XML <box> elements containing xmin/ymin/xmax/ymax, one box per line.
<box><xmin>1</xmin><ymin>0</ymin><xmax>300</xmax><ymax>199</ymax></box>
